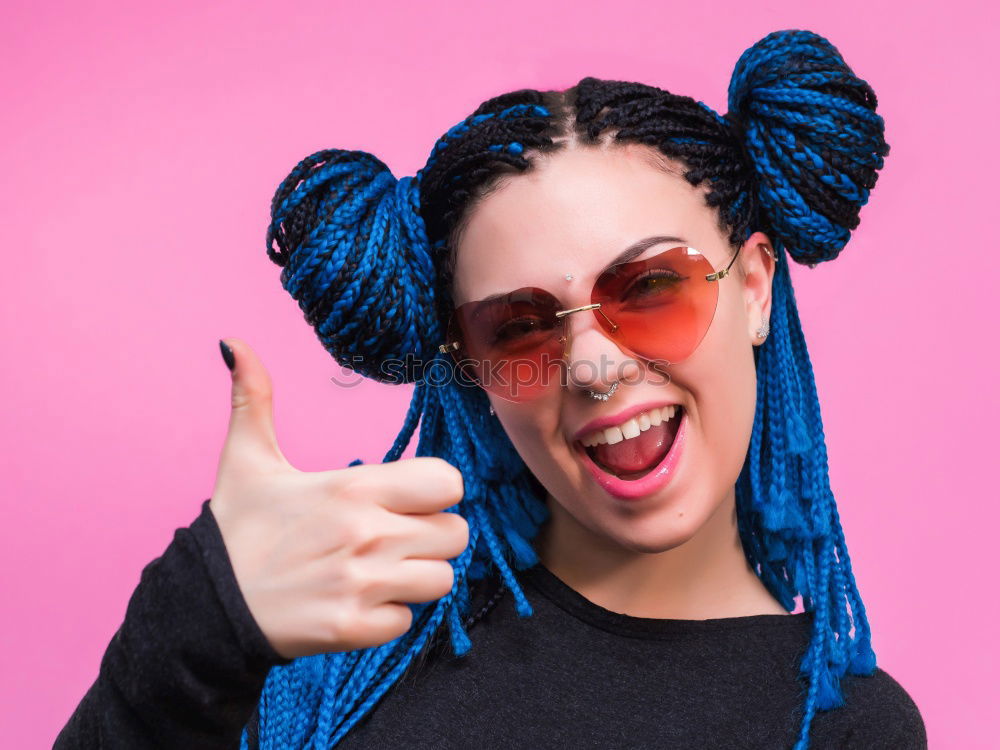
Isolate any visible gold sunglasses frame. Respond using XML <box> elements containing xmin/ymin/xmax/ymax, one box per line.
<box><xmin>437</xmin><ymin>244</ymin><xmax>749</xmax><ymax>357</ymax></box>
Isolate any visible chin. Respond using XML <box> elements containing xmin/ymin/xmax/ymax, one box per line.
<box><xmin>555</xmin><ymin>478</ymin><xmax>721</xmax><ymax>554</ymax></box>
<box><xmin>600</xmin><ymin>527</ymin><xmax>699</xmax><ymax>555</ymax></box>
<box><xmin>586</xmin><ymin>488</ymin><xmax>721</xmax><ymax>554</ymax></box>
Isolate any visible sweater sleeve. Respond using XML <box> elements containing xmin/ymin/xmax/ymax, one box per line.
<box><xmin>54</xmin><ymin>499</ymin><xmax>292</xmax><ymax>750</ymax></box>
<box><xmin>833</xmin><ymin>667</ymin><xmax>928</xmax><ymax>749</ymax></box>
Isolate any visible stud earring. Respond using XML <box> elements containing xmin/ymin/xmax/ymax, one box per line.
<box><xmin>489</xmin><ymin>404</ymin><xmax>496</xmax><ymax>416</ymax></box>
<box><xmin>756</xmin><ymin>318</ymin><xmax>770</xmax><ymax>340</ymax></box>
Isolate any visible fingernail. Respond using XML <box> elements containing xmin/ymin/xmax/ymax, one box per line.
<box><xmin>219</xmin><ymin>339</ymin><xmax>235</xmax><ymax>371</ymax></box>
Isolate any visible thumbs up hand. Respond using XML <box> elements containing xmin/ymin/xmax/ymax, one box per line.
<box><xmin>209</xmin><ymin>339</ymin><xmax>469</xmax><ymax>660</ymax></box>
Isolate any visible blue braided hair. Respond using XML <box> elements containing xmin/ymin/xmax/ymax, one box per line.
<box><xmin>248</xmin><ymin>28</ymin><xmax>890</xmax><ymax>750</ymax></box>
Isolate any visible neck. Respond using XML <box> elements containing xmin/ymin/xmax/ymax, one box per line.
<box><xmin>532</xmin><ymin>488</ymin><xmax>789</xmax><ymax>619</ymax></box>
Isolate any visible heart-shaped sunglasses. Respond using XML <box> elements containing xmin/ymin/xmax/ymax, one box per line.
<box><xmin>438</xmin><ymin>244</ymin><xmax>741</xmax><ymax>402</ymax></box>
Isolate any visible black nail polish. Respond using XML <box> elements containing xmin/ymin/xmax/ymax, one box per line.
<box><xmin>219</xmin><ymin>339</ymin><xmax>235</xmax><ymax>371</ymax></box>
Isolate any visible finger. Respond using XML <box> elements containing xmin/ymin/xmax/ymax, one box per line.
<box><xmin>353</xmin><ymin>602</ymin><xmax>414</xmax><ymax>647</ymax></box>
<box><xmin>329</xmin><ymin>456</ymin><xmax>465</xmax><ymax>514</ymax></box>
<box><xmin>375</xmin><ymin>559</ymin><xmax>457</xmax><ymax>605</ymax></box>
<box><xmin>384</xmin><ymin>511</ymin><xmax>470</xmax><ymax>561</ymax></box>
<box><xmin>219</xmin><ymin>337</ymin><xmax>287</xmax><ymax>465</ymax></box>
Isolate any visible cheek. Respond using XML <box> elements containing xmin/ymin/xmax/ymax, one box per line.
<box><xmin>493</xmin><ymin>399</ymin><xmax>578</xmax><ymax>490</ymax></box>
<box><xmin>495</xmin><ymin>399</ymin><xmax>562</xmax><ymax>461</ymax></box>
<box><xmin>690</xmin><ymin>293</ymin><xmax>758</xmax><ymax>477</ymax></box>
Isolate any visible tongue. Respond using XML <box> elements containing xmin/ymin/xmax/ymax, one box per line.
<box><xmin>590</xmin><ymin>419</ymin><xmax>676</xmax><ymax>476</ymax></box>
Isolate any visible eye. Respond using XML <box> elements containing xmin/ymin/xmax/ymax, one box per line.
<box><xmin>492</xmin><ymin>315</ymin><xmax>553</xmax><ymax>346</ymax></box>
<box><xmin>620</xmin><ymin>269</ymin><xmax>687</xmax><ymax>305</ymax></box>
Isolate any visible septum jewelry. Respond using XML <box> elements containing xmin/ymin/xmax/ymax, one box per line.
<box><xmin>586</xmin><ymin>379</ymin><xmax>620</xmax><ymax>401</ymax></box>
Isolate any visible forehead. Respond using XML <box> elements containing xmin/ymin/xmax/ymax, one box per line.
<box><xmin>451</xmin><ymin>143</ymin><xmax>726</xmax><ymax>305</ymax></box>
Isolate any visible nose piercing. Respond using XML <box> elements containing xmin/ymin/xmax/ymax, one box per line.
<box><xmin>564</xmin><ymin>273</ymin><xmax>573</xmax><ymax>280</ymax></box>
<box><xmin>586</xmin><ymin>380</ymin><xmax>620</xmax><ymax>401</ymax></box>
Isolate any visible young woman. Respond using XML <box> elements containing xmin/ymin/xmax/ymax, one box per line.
<box><xmin>56</xmin><ymin>29</ymin><xmax>927</xmax><ymax>749</ymax></box>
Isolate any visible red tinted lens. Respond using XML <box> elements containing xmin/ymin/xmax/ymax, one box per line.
<box><xmin>591</xmin><ymin>246</ymin><xmax>720</xmax><ymax>364</ymax></box>
<box><xmin>448</xmin><ymin>287</ymin><xmax>565</xmax><ymax>402</ymax></box>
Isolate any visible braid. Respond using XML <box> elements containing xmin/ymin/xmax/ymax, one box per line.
<box><xmin>248</xmin><ymin>27</ymin><xmax>889</xmax><ymax>750</ymax></box>
<box><xmin>266</xmin><ymin>150</ymin><xmax>439</xmax><ymax>383</ymax></box>
<box><xmin>728</xmin><ymin>30</ymin><xmax>889</xmax><ymax>265</ymax></box>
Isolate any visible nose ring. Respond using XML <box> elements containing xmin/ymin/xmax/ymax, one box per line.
<box><xmin>586</xmin><ymin>380</ymin><xmax>620</xmax><ymax>401</ymax></box>
<box><xmin>556</xmin><ymin>302</ymin><xmax>623</xmax><ymax>400</ymax></box>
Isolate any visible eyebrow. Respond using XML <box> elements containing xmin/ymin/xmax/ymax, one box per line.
<box><xmin>473</xmin><ymin>235</ymin><xmax>688</xmax><ymax>305</ymax></box>
<box><xmin>607</xmin><ymin>235</ymin><xmax>687</xmax><ymax>269</ymax></box>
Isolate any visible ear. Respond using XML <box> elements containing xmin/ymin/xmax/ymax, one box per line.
<box><xmin>740</xmin><ymin>231</ymin><xmax>776</xmax><ymax>347</ymax></box>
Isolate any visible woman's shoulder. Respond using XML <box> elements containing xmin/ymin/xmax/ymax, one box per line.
<box><xmin>813</xmin><ymin>666</ymin><xmax>927</xmax><ymax>749</ymax></box>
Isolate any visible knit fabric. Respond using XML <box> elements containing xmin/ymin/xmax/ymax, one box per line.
<box><xmin>54</xmin><ymin>499</ymin><xmax>291</xmax><ymax>749</ymax></box>
<box><xmin>54</xmin><ymin>500</ymin><xmax>926</xmax><ymax>749</ymax></box>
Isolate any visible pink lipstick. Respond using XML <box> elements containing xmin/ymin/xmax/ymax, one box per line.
<box><xmin>576</xmin><ymin>407</ymin><xmax>688</xmax><ymax>501</ymax></box>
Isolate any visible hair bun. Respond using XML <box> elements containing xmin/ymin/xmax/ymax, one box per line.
<box><xmin>266</xmin><ymin>149</ymin><xmax>439</xmax><ymax>383</ymax></box>
<box><xmin>726</xmin><ymin>29</ymin><xmax>890</xmax><ymax>265</ymax></box>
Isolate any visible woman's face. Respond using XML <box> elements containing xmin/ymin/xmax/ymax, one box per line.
<box><xmin>451</xmin><ymin>143</ymin><xmax>775</xmax><ymax>555</ymax></box>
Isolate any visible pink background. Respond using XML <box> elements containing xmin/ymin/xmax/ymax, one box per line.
<box><xmin>3</xmin><ymin>1</ymin><xmax>996</xmax><ymax>747</ymax></box>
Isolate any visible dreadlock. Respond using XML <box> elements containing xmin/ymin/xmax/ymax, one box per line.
<box><xmin>251</xmin><ymin>28</ymin><xmax>889</xmax><ymax>750</ymax></box>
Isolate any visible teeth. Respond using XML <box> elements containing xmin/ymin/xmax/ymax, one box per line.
<box><xmin>621</xmin><ymin>418</ymin><xmax>640</xmax><ymax>440</ymax></box>
<box><xmin>579</xmin><ymin>405</ymin><xmax>681</xmax><ymax>448</ymax></box>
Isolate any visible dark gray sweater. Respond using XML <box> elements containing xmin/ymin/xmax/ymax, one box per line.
<box><xmin>54</xmin><ymin>499</ymin><xmax>927</xmax><ymax>749</ymax></box>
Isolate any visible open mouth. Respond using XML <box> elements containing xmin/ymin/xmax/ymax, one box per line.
<box><xmin>576</xmin><ymin>404</ymin><xmax>684</xmax><ymax>481</ymax></box>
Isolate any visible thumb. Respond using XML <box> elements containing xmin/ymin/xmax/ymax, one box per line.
<box><xmin>218</xmin><ymin>338</ymin><xmax>287</xmax><ymax>466</ymax></box>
